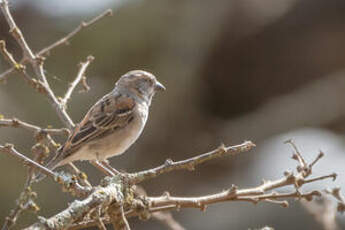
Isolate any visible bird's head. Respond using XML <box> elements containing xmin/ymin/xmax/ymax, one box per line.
<box><xmin>116</xmin><ymin>70</ymin><xmax>165</xmax><ymax>104</ymax></box>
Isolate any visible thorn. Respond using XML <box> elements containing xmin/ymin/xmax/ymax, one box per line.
<box><xmin>217</xmin><ymin>143</ymin><xmax>226</xmax><ymax>153</ymax></box>
<box><xmin>106</xmin><ymin>9</ymin><xmax>113</xmax><ymax>16</ymax></box>
<box><xmin>164</xmin><ymin>159</ymin><xmax>173</xmax><ymax>167</ymax></box>
<box><xmin>228</xmin><ymin>184</ymin><xmax>238</xmax><ymax>194</ymax></box>
<box><xmin>162</xmin><ymin>191</ymin><xmax>170</xmax><ymax>198</ymax></box>
<box><xmin>331</xmin><ymin>173</ymin><xmax>337</xmax><ymax>181</ymax></box>
<box><xmin>243</xmin><ymin>140</ymin><xmax>256</xmax><ymax>149</ymax></box>
<box><xmin>87</xmin><ymin>55</ymin><xmax>95</xmax><ymax>62</ymax></box>
<box><xmin>4</xmin><ymin>143</ymin><xmax>14</xmax><ymax>149</ymax></box>
<box><xmin>283</xmin><ymin>170</ymin><xmax>292</xmax><ymax>177</ymax></box>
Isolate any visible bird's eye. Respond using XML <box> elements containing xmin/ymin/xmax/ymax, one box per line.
<box><xmin>143</xmin><ymin>78</ymin><xmax>151</xmax><ymax>84</ymax></box>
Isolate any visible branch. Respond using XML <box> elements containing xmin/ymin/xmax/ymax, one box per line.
<box><xmin>0</xmin><ymin>9</ymin><xmax>112</xmax><ymax>82</ymax></box>
<box><xmin>61</xmin><ymin>55</ymin><xmax>94</xmax><ymax>107</ymax></box>
<box><xmin>0</xmin><ymin>0</ymin><xmax>35</xmax><ymax>61</ymax></box>
<box><xmin>0</xmin><ymin>0</ymin><xmax>75</xmax><ymax>129</ymax></box>
<box><xmin>146</xmin><ymin>189</ymin><xmax>322</xmax><ymax>211</ymax></box>
<box><xmin>24</xmin><ymin>176</ymin><xmax>125</xmax><ymax>230</ymax></box>
<box><xmin>0</xmin><ymin>144</ymin><xmax>92</xmax><ymax>197</ymax></box>
<box><xmin>0</xmin><ymin>118</ymin><xmax>69</xmax><ymax>136</ymax></box>
<box><xmin>1</xmin><ymin>144</ymin><xmax>49</xmax><ymax>230</ymax></box>
<box><xmin>0</xmin><ymin>40</ymin><xmax>19</xmax><ymax>68</ymax></box>
<box><xmin>128</xmin><ymin>141</ymin><xmax>255</xmax><ymax>184</ymax></box>
<box><xmin>130</xmin><ymin>141</ymin><xmax>337</xmax><ymax>216</ymax></box>
<box><xmin>38</xmin><ymin>9</ymin><xmax>112</xmax><ymax>57</ymax></box>
<box><xmin>0</xmin><ymin>144</ymin><xmax>55</xmax><ymax>179</ymax></box>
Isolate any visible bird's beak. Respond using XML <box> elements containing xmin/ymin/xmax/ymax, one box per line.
<box><xmin>155</xmin><ymin>81</ymin><xmax>166</xmax><ymax>91</ymax></box>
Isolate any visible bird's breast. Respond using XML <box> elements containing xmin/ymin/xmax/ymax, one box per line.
<box><xmin>80</xmin><ymin>103</ymin><xmax>148</xmax><ymax>161</ymax></box>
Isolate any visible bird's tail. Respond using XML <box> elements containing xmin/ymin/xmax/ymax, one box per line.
<box><xmin>32</xmin><ymin>150</ymin><xmax>63</xmax><ymax>183</ymax></box>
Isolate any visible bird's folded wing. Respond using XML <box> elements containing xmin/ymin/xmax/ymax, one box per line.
<box><xmin>61</xmin><ymin>93</ymin><xmax>135</xmax><ymax>157</ymax></box>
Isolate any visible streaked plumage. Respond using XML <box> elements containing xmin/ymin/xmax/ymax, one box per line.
<box><xmin>35</xmin><ymin>70</ymin><xmax>165</xmax><ymax>181</ymax></box>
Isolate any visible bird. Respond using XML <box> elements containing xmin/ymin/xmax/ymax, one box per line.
<box><xmin>34</xmin><ymin>70</ymin><xmax>165</xmax><ymax>181</ymax></box>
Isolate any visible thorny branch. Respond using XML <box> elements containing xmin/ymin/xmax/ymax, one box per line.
<box><xmin>128</xmin><ymin>141</ymin><xmax>255</xmax><ymax>184</ymax></box>
<box><xmin>0</xmin><ymin>7</ymin><xmax>112</xmax><ymax>82</ymax></box>
<box><xmin>37</xmin><ymin>9</ymin><xmax>112</xmax><ymax>58</ymax></box>
<box><xmin>25</xmin><ymin>142</ymin><xmax>253</xmax><ymax>230</ymax></box>
<box><xmin>0</xmin><ymin>0</ymin><xmax>74</xmax><ymax>129</ymax></box>
<box><xmin>0</xmin><ymin>1</ymin><xmax>99</xmax><ymax>228</ymax></box>
<box><xmin>24</xmin><ymin>176</ymin><xmax>124</xmax><ymax>230</ymax></box>
<box><xmin>0</xmin><ymin>118</ymin><xmax>70</xmax><ymax>136</ymax></box>
<box><xmin>0</xmin><ymin>144</ymin><xmax>56</xmax><ymax>179</ymax></box>
<box><xmin>0</xmin><ymin>144</ymin><xmax>92</xmax><ymax>198</ymax></box>
<box><xmin>23</xmin><ymin>140</ymin><xmax>339</xmax><ymax>230</ymax></box>
<box><xmin>0</xmin><ymin>0</ymin><xmax>342</xmax><ymax>230</ymax></box>
<box><xmin>61</xmin><ymin>55</ymin><xmax>94</xmax><ymax>107</ymax></box>
<box><xmin>2</xmin><ymin>144</ymin><xmax>53</xmax><ymax>230</ymax></box>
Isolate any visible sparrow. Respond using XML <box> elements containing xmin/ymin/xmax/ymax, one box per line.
<box><xmin>35</xmin><ymin>70</ymin><xmax>165</xmax><ymax>181</ymax></box>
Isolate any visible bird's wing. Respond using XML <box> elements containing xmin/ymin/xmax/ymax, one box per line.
<box><xmin>59</xmin><ymin>93</ymin><xmax>136</xmax><ymax>160</ymax></box>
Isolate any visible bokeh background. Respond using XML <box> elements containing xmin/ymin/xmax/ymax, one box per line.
<box><xmin>1</xmin><ymin>0</ymin><xmax>345</xmax><ymax>229</ymax></box>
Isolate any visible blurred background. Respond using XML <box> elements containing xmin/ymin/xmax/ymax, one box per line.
<box><xmin>1</xmin><ymin>0</ymin><xmax>345</xmax><ymax>229</ymax></box>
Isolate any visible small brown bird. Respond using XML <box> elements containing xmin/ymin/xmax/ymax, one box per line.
<box><xmin>35</xmin><ymin>70</ymin><xmax>165</xmax><ymax>181</ymax></box>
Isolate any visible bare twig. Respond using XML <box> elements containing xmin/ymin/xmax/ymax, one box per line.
<box><xmin>61</xmin><ymin>55</ymin><xmax>94</xmax><ymax>107</ymax></box>
<box><xmin>146</xmin><ymin>189</ymin><xmax>322</xmax><ymax>212</ymax></box>
<box><xmin>128</xmin><ymin>141</ymin><xmax>255</xmax><ymax>184</ymax></box>
<box><xmin>0</xmin><ymin>9</ymin><xmax>112</xmax><ymax>82</ymax></box>
<box><xmin>37</xmin><ymin>9</ymin><xmax>112</xmax><ymax>57</ymax></box>
<box><xmin>0</xmin><ymin>144</ymin><xmax>55</xmax><ymax>179</ymax></box>
<box><xmin>285</xmin><ymin>139</ymin><xmax>308</xmax><ymax>175</ymax></box>
<box><xmin>0</xmin><ymin>0</ymin><xmax>35</xmax><ymax>61</ymax></box>
<box><xmin>0</xmin><ymin>118</ymin><xmax>69</xmax><ymax>136</ymax></box>
<box><xmin>70</xmin><ymin>141</ymin><xmax>337</xmax><ymax>230</ymax></box>
<box><xmin>79</xmin><ymin>76</ymin><xmax>90</xmax><ymax>93</ymax></box>
<box><xmin>0</xmin><ymin>0</ymin><xmax>75</xmax><ymax>129</ymax></box>
<box><xmin>0</xmin><ymin>40</ymin><xmax>19</xmax><ymax>67</ymax></box>
<box><xmin>0</xmin><ymin>144</ymin><xmax>91</xmax><ymax>198</ymax></box>
<box><xmin>0</xmin><ymin>39</ymin><xmax>32</xmax><ymax>85</ymax></box>
<box><xmin>0</xmin><ymin>68</ymin><xmax>12</xmax><ymax>82</ymax></box>
<box><xmin>127</xmin><ymin>141</ymin><xmax>336</xmax><ymax>217</ymax></box>
<box><xmin>0</xmin><ymin>1</ymin><xmax>341</xmax><ymax>229</ymax></box>
<box><xmin>2</xmin><ymin>186</ymin><xmax>39</xmax><ymax>230</ymax></box>
<box><xmin>1</xmin><ymin>144</ymin><xmax>48</xmax><ymax>230</ymax></box>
